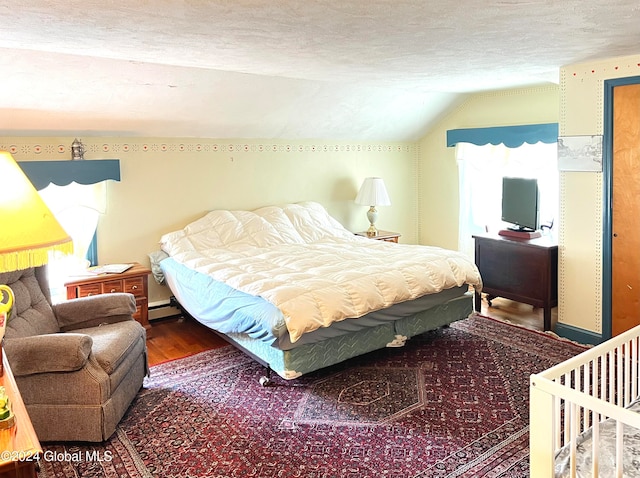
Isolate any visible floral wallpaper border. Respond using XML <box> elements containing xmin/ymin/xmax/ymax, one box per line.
<box><xmin>1</xmin><ymin>141</ymin><xmax>414</xmax><ymax>157</ymax></box>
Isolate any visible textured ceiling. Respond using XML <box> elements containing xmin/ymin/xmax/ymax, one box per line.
<box><xmin>1</xmin><ymin>1</ymin><xmax>639</xmax><ymax>140</ymax></box>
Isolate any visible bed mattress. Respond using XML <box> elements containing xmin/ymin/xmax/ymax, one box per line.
<box><xmin>160</xmin><ymin>256</ymin><xmax>469</xmax><ymax>350</ymax></box>
<box><xmin>159</xmin><ymin>201</ymin><xmax>482</xmax><ymax>344</ymax></box>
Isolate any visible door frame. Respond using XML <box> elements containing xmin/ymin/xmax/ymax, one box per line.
<box><xmin>602</xmin><ymin>75</ymin><xmax>640</xmax><ymax>340</ymax></box>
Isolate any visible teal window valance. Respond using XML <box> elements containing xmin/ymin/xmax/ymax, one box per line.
<box><xmin>17</xmin><ymin>159</ymin><xmax>120</xmax><ymax>267</ymax></box>
<box><xmin>18</xmin><ymin>160</ymin><xmax>120</xmax><ymax>190</ymax></box>
<box><xmin>446</xmin><ymin>123</ymin><xmax>558</xmax><ymax>148</ymax></box>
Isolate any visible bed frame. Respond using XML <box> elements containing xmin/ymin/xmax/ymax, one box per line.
<box><xmin>171</xmin><ymin>292</ymin><xmax>474</xmax><ymax>383</ymax></box>
<box><xmin>530</xmin><ymin>323</ymin><xmax>640</xmax><ymax>477</ymax></box>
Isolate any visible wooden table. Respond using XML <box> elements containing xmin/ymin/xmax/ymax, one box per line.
<box><xmin>0</xmin><ymin>353</ymin><xmax>41</xmax><ymax>478</ymax></box>
<box><xmin>64</xmin><ymin>262</ymin><xmax>152</xmax><ymax>332</ymax></box>
<box><xmin>354</xmin><ymin>230</ymin><xmax>401</xmax><ymax>243</ymax></box>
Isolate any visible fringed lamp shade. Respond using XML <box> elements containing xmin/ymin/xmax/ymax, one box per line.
<box><xmin>0</xmin><ymin>151</ymin><xmax>73</xmax><ymax>273</ymax></box>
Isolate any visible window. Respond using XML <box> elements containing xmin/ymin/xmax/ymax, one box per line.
<box><xmin>18</xmin><ymin>159</ymin><xmax>120</xmax><ymax>301</ymax></box>
<box><xmin>456</xmin><ymin>141</ymin><xmax>558</xmax><ymax>258</ymax></box>
<box><xmin>38</xmin><ymin>182</ymin><xmax>106</xmax><ymax>301</ymax></box>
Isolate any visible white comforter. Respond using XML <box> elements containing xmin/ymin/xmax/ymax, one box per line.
<box><xmin>160</xmin><ymin>202</ymin><xmax>482</xmax><ymax>343</ymax></box>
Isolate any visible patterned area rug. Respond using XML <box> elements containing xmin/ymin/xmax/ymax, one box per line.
<box><xmin>38</xmin><ymin>314</ymin><xmax>586</xmax><ymax>478</ymax></box>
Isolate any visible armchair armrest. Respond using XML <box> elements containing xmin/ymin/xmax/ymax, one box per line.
<box><xmin>4</xmin><ymin>334</ymin><xmax>93</xmax><ymax>376</ymax></box>
<box><xmin>53</xmin><ymin>293</ymin><xmax>137</xmax><ymax>331</ymax></box>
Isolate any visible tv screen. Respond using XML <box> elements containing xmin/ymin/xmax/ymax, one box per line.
<box><xmin>501</xmin><ymin>177</ymin><xmax>539</xmax><ymax>232</ymax></box>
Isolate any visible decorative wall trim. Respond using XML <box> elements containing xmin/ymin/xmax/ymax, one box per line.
<box><xmin>567</xmin><ymin>60</ymin><xmax>640</xmax><ymax>82</ymax></box>
<box><xmin>1</xmin><ymin>141</ymin><xmax>415</xmax><ymax>157</ymax></box>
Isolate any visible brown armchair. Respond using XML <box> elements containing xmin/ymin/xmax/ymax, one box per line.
<box><xmin>0</xmin><ymin>266</ymin><xmax>148</xmax><ymax>442</ymax></box>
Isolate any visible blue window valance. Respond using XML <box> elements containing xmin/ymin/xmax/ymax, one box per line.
<box><xmin>17</xmin><ymin>159</ymin><xmax>120</xmax><ymax>267</ymax></box>
<box><xmin>18</xmin><ymin>160</ymin><xmax>120</xmax><ymax>190</ymax></box>
<box><xmin>446</xmin><ymin>123</ymin><xmax>558</xmax><ymax>148</ymax></box>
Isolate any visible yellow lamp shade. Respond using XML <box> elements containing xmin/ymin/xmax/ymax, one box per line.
<box><xmin>0</xmin><ymin>151</ymin><xmax>73</xmax><ymax>272</ymax></box>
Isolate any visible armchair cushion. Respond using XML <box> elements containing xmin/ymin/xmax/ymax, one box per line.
<box><xmin>74</xmin><ymin>320</ymin><xmax>143</xmax><ymax>375</ymax></box>
<box><xmin>54</xmin><ymin>293</ymin><xmax>137</xmax><ymax>331</ymax></box>
<box><xmin>4</xmin><ymin>333</ymin><xmax>92</xmax><ymax>376</ymax></box>
<box><xmin>3</xmin><ymin>268</ymin><xmax>60</xmax><ymax>338</ymax></box>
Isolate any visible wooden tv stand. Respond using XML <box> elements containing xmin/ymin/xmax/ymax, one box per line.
<box><xmin>473</xmin><ymin>233</ymin><xmax>558</xmax><ymax>331</ymax></box>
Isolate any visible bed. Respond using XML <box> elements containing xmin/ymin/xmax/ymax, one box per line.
<box><xmin>530</xmin><ymin>324</ymin><xmax>640</xmax><ymax>477</ymax></box>
<box><xmin>152</xmin><ymin>201</ymin><xmax>482</xmax><ymax>381</ymax></box>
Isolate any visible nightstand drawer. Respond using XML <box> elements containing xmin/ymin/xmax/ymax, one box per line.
<box><xmin>102</xmin><ymin>279</ymin><xmax>124</xmax><ymax>294</ymax></box>
<box><xmin>124</xmin><ymin>277</ymin><xmax>145</xmax><ymax>297</ymax></box>
<box><xmin>75</xmin><ymin>283</ymin><xmax>103</xmax><ymax>297</ymax></box>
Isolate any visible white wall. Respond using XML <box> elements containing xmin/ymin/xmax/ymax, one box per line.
<box><xmin>559</xmin><ymin>54</ymin><xmax>640</xmax><ymax>334</ymax></box>
<box><xmin>417</xmin><ymin>86</ymin><xmax>560</xmax><ymax>249</ymax></box>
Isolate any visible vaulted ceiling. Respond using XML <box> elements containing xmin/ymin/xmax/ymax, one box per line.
<box><xmin>2</xmin><ymin>1</ymin><xmax>639</xmax><ymax>141</ymax></box>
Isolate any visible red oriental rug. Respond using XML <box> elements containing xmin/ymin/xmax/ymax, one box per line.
<box><xmin>38</xmin><ymin>314</ymin><xmax>586</xmax><ymax>478</ymax></box>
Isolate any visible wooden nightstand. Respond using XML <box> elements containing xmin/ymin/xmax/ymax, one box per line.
<box><xmin>64</xmin><ymin>262</ymin><xmax>152</xmax><ymax>332</ymax></box>
<box><xmin>355</xmin><ymin>230</ymin><xmax>401</xmax><ymax>243</ymax></box>
<box><xmin>0</xmin><ymin>354</ymin><xmax>42</xmax><ymax>478</ymax></box>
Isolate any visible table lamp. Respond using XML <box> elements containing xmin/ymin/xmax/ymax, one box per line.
<box><xmin>0</xmin><ymin>151</ymin><xmax>73</xmax><ymax>375</ymax></box>
<box><xmin>355</xmin><ymin>177</ymin><xmax>391</xmax><ymax>237</ymax></box>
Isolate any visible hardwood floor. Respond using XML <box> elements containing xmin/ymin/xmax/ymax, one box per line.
<box><xmin>146</xmin><ymin>316</ymin><xmax>227</xmax><ymax>366</ymax></box>
<box><xmin>478</xmin><ymin>293</ymin><xmax>558</xmax><ymax>332</ymax></box>
<box><xmin>146</xmin><ymin>295</ymin><xmax>556</xmax><ymax>366</ymax></box>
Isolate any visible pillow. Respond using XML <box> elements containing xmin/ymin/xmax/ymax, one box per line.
<box><xmin>282</xmin><ymin>202</ymin><xmax>355</xmax><ymax>243</ymax></box>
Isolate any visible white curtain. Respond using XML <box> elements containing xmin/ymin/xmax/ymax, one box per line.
<box><xmin>456</xmin><ymin>141</ymin><xmax>558</xmax><ymax>259</ymax></box>
<box><xmin>38</xmin><ymin>182</ymin><xmax>107</xmax><ymax>301</ymax></box>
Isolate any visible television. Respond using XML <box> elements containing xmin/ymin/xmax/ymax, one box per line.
<box><xmin>500</xmin><ymin>177</ymin><xmax>540</xmax><ymax>233</ymax></box>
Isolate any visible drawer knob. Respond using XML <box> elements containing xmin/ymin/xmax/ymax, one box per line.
<box><xmin>131</xmin><ymin>285</ymin><xmax>138</xmax><ymax>290</ymax></box>
<box><xmin>110</xmin><ymin>289</ymin><xmax>117</xmax><ymax>293</ymax></box>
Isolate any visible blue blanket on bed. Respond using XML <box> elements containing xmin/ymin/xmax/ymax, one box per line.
<box><xmin>160</xmin><ymin>256</ymin><xmax>287</xmax><ymax>343</ymax></box>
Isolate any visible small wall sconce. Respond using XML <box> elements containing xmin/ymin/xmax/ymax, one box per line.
<box><xmin>71</xmin><ymin>138</ymin><xmax>85</xmax><ymax>160</ymax></box>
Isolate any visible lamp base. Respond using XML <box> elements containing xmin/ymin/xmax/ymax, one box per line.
<box><xmin>366</xmin><ymin>206</ymin><xmax>379</xmax><ymax>237</ymax></box>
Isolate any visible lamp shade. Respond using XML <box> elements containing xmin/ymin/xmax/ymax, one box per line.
<box><xmin>0</xmin><ymin>151</ymin><xmax>73</xmax><ymax>273</ymax></box>
<box><xmin>354</xmin><ymin>177</ymin><xmax>391</xmax><ymax>206</ymax></box>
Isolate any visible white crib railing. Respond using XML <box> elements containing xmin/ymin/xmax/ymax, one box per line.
<box><xmin>530</xmin><ymin>324</ymin><xmax>640</xmax><ymax>477</ymax></box>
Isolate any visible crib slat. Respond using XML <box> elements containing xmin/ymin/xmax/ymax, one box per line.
<box><xmin>592</xmin><ymin>411</ymin><xmax>600</xmax><ymax>477</ymax></box>
<box><xmin>617</xmin><ymin>343</ymin><xmax>624</xmax><ymax>407</ymax></box>
<box><xmin>584</xmin><ymin>361</ymin><xmax>592</xmax><ymax>429</ymax></box>
<box><xmin>563</xmin><ymin>372</ymin><xmax>571</xmax><ymax>445</ymax></box>
<box><xmin>631</xmin><ymin>337</ymin><xmax>639</xmax><ymax>406</ymax></box>
<box><xmin>623</xmin><ymin>338</ymin><xmax>636</xmax><ymax>407</ymax></box>
<box><xmin>554</xmin><ymin>392</ymin><xmax>562</xmax><ymax>448</ymax></box>
<box><xmin>609</xmin><ymin>349</ymin><xmax>615</xmax><ymax>405</ymax></box>
<box><xmin>601</xmin><ymin>352</ymin><xmax>607</xmax><ymax>404</ymax></box>
<box><xmin>624</xmin><ymin>341</ymin><xmax>631</xmax><ymax>406</ymax></box>
<box><xmin>570</xmin><ymin>402</ymin><xmax>577</xmax><ymax>478</ymax></box>
<box><xmin>575</xmin><ymin>368</ymin><xmax>583</xmax><ymax>434</ymax></box>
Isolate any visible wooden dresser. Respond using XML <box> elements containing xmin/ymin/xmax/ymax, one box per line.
<box><xmin>0</xmin><ymin>354</ymin><xmax>41</xmax><ymax>478</ymax></box>
<box><xmin>473</xmin><ymin>233</ymin><xmax>558</xmax><ymax>331</ymax></box>
<box><xmin>64</xmin><ymin>262</ymin><xmax>152</xmax><ymax>332</ymax></box>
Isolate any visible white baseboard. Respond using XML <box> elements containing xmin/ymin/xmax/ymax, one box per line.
<box><xmin>148</xmin><ymin>299</ymin><xmax>181</xmax><ymax>321</ymax></box>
